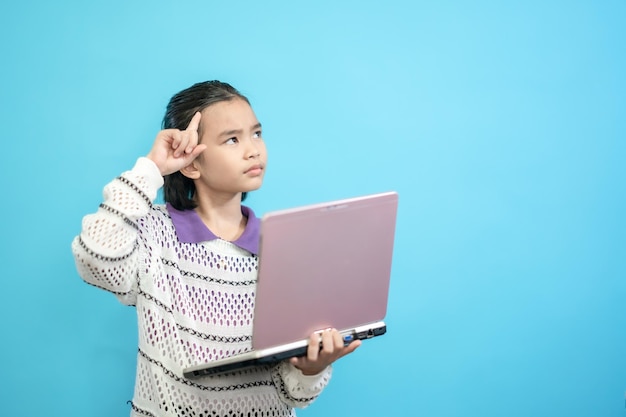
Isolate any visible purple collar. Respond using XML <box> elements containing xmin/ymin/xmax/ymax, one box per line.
<box><xmin>166</xmin><ymin>203</ymin><xmax>260</xmax><ymax>255</ymax></box>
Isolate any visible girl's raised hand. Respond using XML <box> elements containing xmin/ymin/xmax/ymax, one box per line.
<box><xmin>147</xmin><ymin>112</ymin><xmax>207</xmax><ymax>176</ymax></box>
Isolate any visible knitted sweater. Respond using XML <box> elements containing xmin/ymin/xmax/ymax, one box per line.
<box><xmin>71</xmin><ymin>157</ymin><xmax>332</xmax><ymax>417</ymax></box>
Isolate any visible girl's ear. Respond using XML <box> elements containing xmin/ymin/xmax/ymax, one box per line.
<box><xmin>180</xmin><ymin>161</ymin><xmax>201</xmax><ymax>180</ymax></box>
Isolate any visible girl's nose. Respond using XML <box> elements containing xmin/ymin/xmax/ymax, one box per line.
<box><xmin>246</xmin><ymin>141</ymin><xmax>261</xmax><ymax>158</ymax></box>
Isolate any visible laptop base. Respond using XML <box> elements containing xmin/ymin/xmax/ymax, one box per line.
<box><xmin>183</xmin><ymin>322</ymin><xmax>387</xmax><ymax>379</ymax></box>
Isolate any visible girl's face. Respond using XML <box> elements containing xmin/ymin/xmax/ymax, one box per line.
<box><xmin>189</xmin><ymin>98</ymin><xmax>267</xmax><ymax>199</ymax></box>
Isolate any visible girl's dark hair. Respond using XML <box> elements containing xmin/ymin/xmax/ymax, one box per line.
<box><xmin>162</xmin><ymin>80</ymin><xmax>250</xmax><ymax>210</ymax></box>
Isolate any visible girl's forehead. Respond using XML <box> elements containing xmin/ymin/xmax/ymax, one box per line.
<box><xmin>201</xmin><ymin>99</ymin><xmax>254</xmax><ymax>122</ymax></box>
<box><xmin>198</xmin><ymin>99</ymin><xmax>258</xmax><ymax>135</ymax></box>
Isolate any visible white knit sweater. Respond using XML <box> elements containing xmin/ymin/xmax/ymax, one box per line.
<box><xmin>72</xmin><ymin>157</ymin><xmax>332</xmax><ymax>417</ymax></box>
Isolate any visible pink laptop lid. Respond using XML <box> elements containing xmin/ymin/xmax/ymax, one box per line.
<box><xmin>252</xmin><ymin>191</ymin><xmax>398</xmax><ymax>350</ymax></box>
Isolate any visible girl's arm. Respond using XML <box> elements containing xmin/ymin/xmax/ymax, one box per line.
<box><xmin>71</xmin><ymin>157</ymin><xmax>163</xmax><ymax>305</ymax></box>
<box><xmin>271</xmin><ymin>361</ymin><xmax>333</xmax><ymax>408</ymax></box>
<box><xmin>71</xmin><ymin>113</ymin><xmax>204</xmax><ymax>304</ymax></box>
<box><xmin>271</xmin><ymin>328</ymin><xmax>361</xmax><ymax>408</ymax></box>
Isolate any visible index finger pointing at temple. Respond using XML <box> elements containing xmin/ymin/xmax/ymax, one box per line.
<box><xmin>186</xmin><ymin>111</ymin><xmax>202</xmax><ymax>133</ymax></box>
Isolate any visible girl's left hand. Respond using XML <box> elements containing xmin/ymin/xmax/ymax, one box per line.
<box><xmin>289</xmin><ymin>328</ymin><xmax>361</xmax><ymax>375</ymax></box>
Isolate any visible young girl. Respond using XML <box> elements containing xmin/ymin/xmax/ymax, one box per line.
<box><xmin>71</xmin><ymin>80</ymin><xmax>360</xmax><ymax>417</ymax></box>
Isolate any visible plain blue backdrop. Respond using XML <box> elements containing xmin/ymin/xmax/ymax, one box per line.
<box><xmin>1</xmin><ymin>1</ymin><xmax>624</xmax><ymax>416</ymax></box>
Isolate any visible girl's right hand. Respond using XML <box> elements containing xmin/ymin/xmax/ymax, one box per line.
<box><xmin>146</xmin><ymin>111</ymin><xmax>207</xmax><ymax>176</ymax></box>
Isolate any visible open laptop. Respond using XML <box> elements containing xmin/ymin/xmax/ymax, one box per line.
<box><xmin>183</xmin><ymin>191</ymin><xmax>398</xmax><ymax>378</ymax></box>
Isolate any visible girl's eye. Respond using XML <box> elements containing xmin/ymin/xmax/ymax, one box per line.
<box><xmin>253</xmin><ymin>131</ymin><xmax>263</xmax><ymax>139</ymax></box>
<box><xmin>225</xmin><ymin>137</ymin><xmax>238</xmax><ymax>144</ymax></box>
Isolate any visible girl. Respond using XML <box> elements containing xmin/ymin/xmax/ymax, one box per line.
<box><xmin>72</xmin><ymin>80</ymin><xmax>360</xmax><ymax>417</ymax></box>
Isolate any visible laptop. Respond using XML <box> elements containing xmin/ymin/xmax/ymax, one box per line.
<box><xmin>183</xmin><ymin>191</ymin><xmax>398</xmax><ymax>378</ymax></box>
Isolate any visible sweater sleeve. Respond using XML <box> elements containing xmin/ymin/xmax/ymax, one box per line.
<box><xmin>271</xmin><ymin>361</ymin><xmax>333</xmax><ymax>408</ymax></box>
<box><xmin>71</xmin><ymin>157</ymin><xmax>164</xmax><ymax>305</ymax></box>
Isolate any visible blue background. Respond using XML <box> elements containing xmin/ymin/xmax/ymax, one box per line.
<box><xmin>1</xmin><ymin>1</ymin><xmax>625</xmax><ymax>416</ymax></box>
